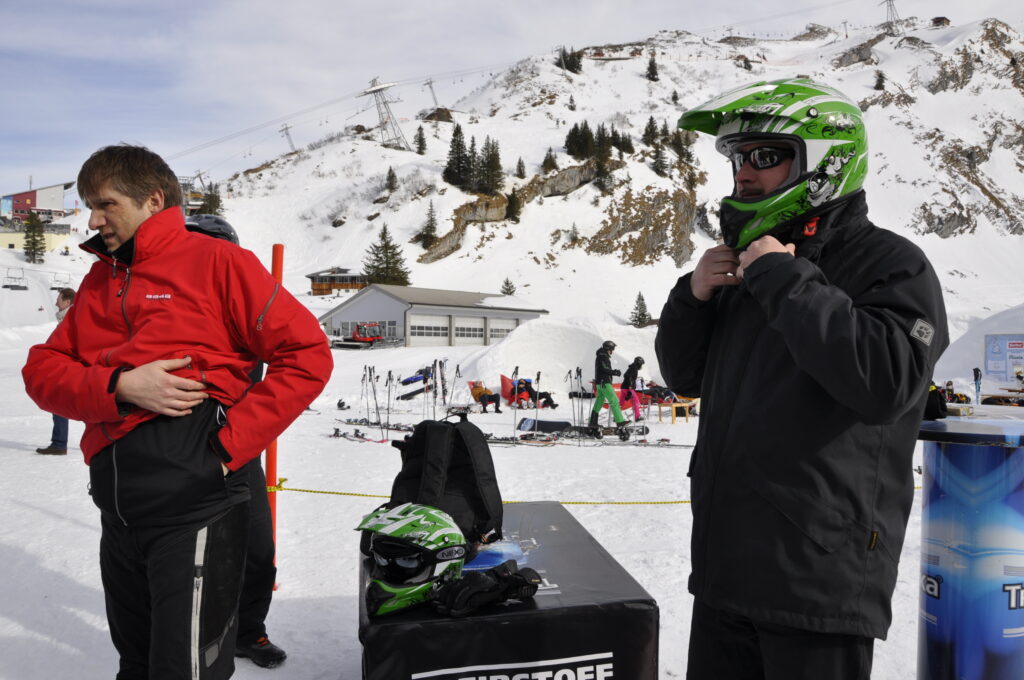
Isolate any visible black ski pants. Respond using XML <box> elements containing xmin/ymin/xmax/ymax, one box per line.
<box><xmin>236</xmin><ymin>458</ymin><xmax>276</xmax><ymax>645</ymax></box>
<box><xmin>100</xmin><ymin>502</ymin><xmax>249</xmax><ymax>680</ymax></box>
<box><xmin>687</xmin><ymin>599</ymin><xmax>874</xmax><ymax>680</ymax></box>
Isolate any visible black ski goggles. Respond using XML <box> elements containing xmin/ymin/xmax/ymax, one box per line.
<box><xmin>369</xmin><ymin>535</ymin><xmax>467</xmax><ymax>585</ymax></box>
<box><xmin>730</xmin><ymin>145</ymin><xmax>796</xmax><ymax>173</ymax></box>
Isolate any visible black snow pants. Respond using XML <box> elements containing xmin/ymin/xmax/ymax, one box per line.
<box><xmin>686</xmin><ymin>599</ymin><xmax>874</xmax><ymax>680</ymax></box>
<box><xmin>100</xmin><ymin>503</ymin><xmax>249</xmax><ymax>680</ymax></box>
<box><xmin>236</xmin><ymin>458</ymin><xmax>277</xmax><ymax>645</ymax></box>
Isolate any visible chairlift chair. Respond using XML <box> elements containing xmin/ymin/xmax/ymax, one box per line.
<box><xmin>3</xmin><ymin>267</ymin><xmax>28</xmax><ymax>291</ymax></box>
<box><xmin>50</xmin><ymin>272</ymin><xmax>71</xmax><ymax>291</ymax></box>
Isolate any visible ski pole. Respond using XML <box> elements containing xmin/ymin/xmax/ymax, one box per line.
<box><xmin>385</xmin><ymin>370</ymin><xmax>393</xmax><ymax>439</ymax></box>
<box><xmin>369</xmin><ymin>366</ymin><xmax>384</xmax><ymax>439</ymax></box>
<box><xmin>364</xmin><ymin>366</ymin><xmax>372</xmax><ymax>426</ymax></box>
<box><xmin>533</xmin><ymin>371</ymin><xmax>541</xmax><ymax>438</ymax></box>
<box><xmin>510</xmin><ymin>366</ymin><xmax>519</xmax><ymax>445</ymax></box>
<box><xmin>431</xmin><ymin>359</ymin><xmax>439</xmax><ymax>420</ymax></box>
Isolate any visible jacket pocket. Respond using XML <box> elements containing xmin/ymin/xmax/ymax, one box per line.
<box><xmin>113</xmin><ymin>399</ymin><xmax>227</xmax><ymax>523</ymax></box>
<box><xmin>752</xmin><ymin>479</ymin><xmax>854</xmax><ymax>554</ymax></box>
<box><xmin>88</xmin><ymin>447</ymin><xmax>117</xmax><ymax>517</ymax></box>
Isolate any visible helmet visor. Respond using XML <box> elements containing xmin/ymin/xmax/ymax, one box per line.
<box><xmin>368</xmin><ymin>534</ymin><xmax>467</xmax><ymax>586</ymax></box>
<box><xmin>729</xmin><ymin>146</ymin><xmax>795</xmax><ymax>173</ymax></box>
<box><xmin>716</xmin><ymin>134</ymin><xmax>805</xmax><ymax>198</ymax></box>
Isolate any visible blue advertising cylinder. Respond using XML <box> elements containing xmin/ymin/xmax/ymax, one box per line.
<box><xmin>919</xmin><ymin>417</ymin><xmax>1024</xmax><ymax>680</ymax></box>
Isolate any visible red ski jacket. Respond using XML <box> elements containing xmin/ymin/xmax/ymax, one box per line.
<box><xmin>23</xmin><ymin>208</ymin><xmax>333</xmax><ymax>471</ymax></box>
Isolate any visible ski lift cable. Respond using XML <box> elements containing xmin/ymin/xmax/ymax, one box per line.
<box><xmin>687</xmin><ymin>0</ymin><xmax>858</xmax><ymax>35</ymax></box>
<box><xmin>166</xmin><ymin>60</ymin><xmax>521</xmax><ymax>164</ymax></box>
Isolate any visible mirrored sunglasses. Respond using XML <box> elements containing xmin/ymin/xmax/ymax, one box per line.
<box><xmin>730</xmin><ymin>146</ymin><xmax>795</xmax><ymax>172</ymax></box>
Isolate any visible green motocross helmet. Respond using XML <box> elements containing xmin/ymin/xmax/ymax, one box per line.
<box><xmin>356</xmin><ymin>502</ymin><xmax>469</xmax><ymax>616</ymax></box>
<box><xmin>678</xmin><ymin>77</ymin><xmax>868</xmax><ymax>249</ymax></box>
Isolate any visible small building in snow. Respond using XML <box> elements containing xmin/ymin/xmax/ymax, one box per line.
<box><xmin>305</xmin><ymin>267</ymin><xmax>369</xmax><ymax>296</ymax></box>
<box><xmin>318</xmin><ymin>284</ymin><xmax>549</xmax><ymax>347</ymax></box>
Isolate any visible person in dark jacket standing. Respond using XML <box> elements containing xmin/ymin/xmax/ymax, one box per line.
<box><xmin>35</xmin><ymin>287</ymin><xmax>76</xmax><ymax>455</ymax></box>
<box><xmin>22</xmin><ymin>145</ymin><xmax>333</xmax><ymax>680</ymax></box>
<box><xmin>590</xmin><ymin>340</ymin><xmax>627</xmax><ymax>435</ymax></box>
<box><xmin>184</xmin><ymin>214</ymin><xmax>286</xmax><ymax>669</ymax></box>
<box><xmin>656</xmin><ymin>79</ymin><xmax>947</xmax><ymax>680</ymax></box>
<box><xmin>620</xmin><ymin>356</ymin><xmax>645</xmax><ymax>422</ymax></box>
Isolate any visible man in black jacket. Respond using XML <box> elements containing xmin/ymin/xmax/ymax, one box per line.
<box><xmin>590</xmin><ymin>340</ymin><xmax>627</xmax><ymax>435</ymax></box>
<box><xmin>656</xmin><ymin>78</ymin><xmax>947</xmax><ymax>679</ymax></box>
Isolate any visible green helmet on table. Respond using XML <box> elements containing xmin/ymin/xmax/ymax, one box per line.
<box><xmin>678</xmin><ymin>77</ymin><xmax>868</xmax><ymax>249</ymax></box>
<box><xmin>356</xmin><ymin>502</ymin><xmax>469</xmax><ymax>616</ymax></box>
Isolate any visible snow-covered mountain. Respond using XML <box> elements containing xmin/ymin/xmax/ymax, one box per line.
<box><xmin>212</xmin><ymin>16</ymin><xmax>1024</xmax><ymax>332</ymax></box>
<box><xmin>4</xmin><ymin>15</ymin><xmax>1024</xmax><ymax>362</ymax></box>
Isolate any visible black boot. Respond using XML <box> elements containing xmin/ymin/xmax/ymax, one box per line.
<box><xmin>587</xmin><ymin>411</ymin><xmax>601</xmax><ymax>437</ymax></box>
<box><xmin>236</xmin><ymin>636</ymin><xmax>287</xmax><ymax>668</ymax></box>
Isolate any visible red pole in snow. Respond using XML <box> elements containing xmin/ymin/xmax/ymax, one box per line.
<box><xmin>268</xmin><ymin>244</ymin><xmax>284</xmax><ymax>564</ymax></box>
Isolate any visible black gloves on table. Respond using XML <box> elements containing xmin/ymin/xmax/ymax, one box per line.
<box><xmin>433</xmin><ymin>559</ymin><xmax>542</xmax><ymax>617</ymax></box>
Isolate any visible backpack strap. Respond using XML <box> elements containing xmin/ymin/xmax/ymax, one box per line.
<box><xmin>454</xmin><ymin>420</ymin><xmax>504</xmax><ymax>543</ymax></box>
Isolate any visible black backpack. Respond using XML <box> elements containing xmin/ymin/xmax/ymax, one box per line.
<box><xmin>360</xmin><ymin>415</ymin><xmax>503</xmax><ymax>554</ymax></box>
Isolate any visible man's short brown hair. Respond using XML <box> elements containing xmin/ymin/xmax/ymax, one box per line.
<box><xmin>77</xmin><ymin>144</ymin><xmax>182</xmax><ymax>209</ymax></box>
<box><xmin>58</xmin><ymin>288</ymin><xmax>75</xmax><ymax>303</ymax></box>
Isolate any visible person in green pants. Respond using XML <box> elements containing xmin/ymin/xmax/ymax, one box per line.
<box><xmin>590</xmin><ymin>340</ymin><xmax>628</xmax><ymax>435</ymax></box>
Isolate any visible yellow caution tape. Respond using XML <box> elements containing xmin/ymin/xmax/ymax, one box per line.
<box><xmin>264</xmin><ymin>478</ymin><xmax>923</xmax><ymax>504</ymax></box>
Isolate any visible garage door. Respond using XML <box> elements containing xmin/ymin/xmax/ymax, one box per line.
<box><xmin>408</xmin><ymin>314</ymin><xmax>450</xmax><ymax>347</ymax></box>
<box><xmin>453</xmin><ymin>316</ymin><xmax>486</xmax><ymax>347</ymax></box>
<box><xmin>488</xmin><ymin>318</ymin><xmax>517</xmax><ymax>344</ymax></box>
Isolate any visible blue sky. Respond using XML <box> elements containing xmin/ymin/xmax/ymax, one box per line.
<box><xmin>1</xmin><ymin>0</ymin><xmax>1017</xmax><ymax>202</ymax></box>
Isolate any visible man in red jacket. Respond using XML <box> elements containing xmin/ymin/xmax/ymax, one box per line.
<box><xmin>22</xmin><ymin>144</ymin><xmax>333</xmax><ymax>680</ymax></box>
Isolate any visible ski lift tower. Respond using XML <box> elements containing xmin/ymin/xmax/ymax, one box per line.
<box><xmin>880</xmin><ymin>0</ymin><xmax>903</xmax><ymax>36</ymax></box>
<box><xmin>359</xmin><ymin>77</ymin><xmax>411</xmax><ymax>151</ymax></box>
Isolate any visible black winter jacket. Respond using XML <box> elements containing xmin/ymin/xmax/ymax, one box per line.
<box><xmin>594</xmin><ymin>348</ymin><xmax>619</xmax><ymax>386</ymax></box>
<box><xmin>655</xmin><ymin>193</ymin><xmax>947</xmax><ymax>639</ymax></box>
<box><xmin>622</xmin><ymin>362</ymin><xmax>641</xmax><ymax>391</ymax></box>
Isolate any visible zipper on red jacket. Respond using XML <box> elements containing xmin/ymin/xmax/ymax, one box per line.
<box><xmin>255</xmin><ymin>283</ymin><xmax>279</xmax><ymax>331</ymax></box>
<box><xmin>111</xmin><ymin>442</ymin><xmax>128</xmax><ymax>526</ymax></box>
<box><xmin>117</xmin><ymin>267</ymin><xmax>133</xmax><ymax>334</ymax></box>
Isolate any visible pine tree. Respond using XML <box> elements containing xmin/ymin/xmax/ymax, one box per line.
<box><xmin>467</xmin><ymin>136</ymin><xmax>482</xmax><ymax>192</ymax></box>
<box><xmin>385</xmin><ymin>166</ymin><xmax>398</xmax><ymax>193</ymax></box>
<box><xmin>515</xmin><ymin>156</ymin><xmax>526</xmax><ymax>179</ymax></box>
<box><xmin>646</xmin><ymin>53</ymin><xmax>659</xmax><ymax>82</ymax></box>
<box><xmin>629</xmin><ymin>292</ymin><xmax>652</xmax><ymax>328</ymax></box>
<box><xmin>874</xmin><ymin>70</ymin><xmax>886</xmax><ymax>91</ymax></box>
<box><xmin>556</xmin><ymin>47</ymin><xmax>583</xmax><ymax>74</ymax></box>
<box><xmin>443</xmin><ymin>124</ymin><xmax>468</xmax><ymax>187</ymax></box>
<box><xmin>579</xmin><ymin>120</ymin><xmax>596</xmax><ymax>159</ymax></box>
<box><xmin>642</xmin><ymin>116</ymin><xmax>659</xmax><ymax>146</ymax></box>
<box><xmin>479</xmin><ymin>137</ymin><xmax>504</xmax><ymax>195</ymax></box>
<box><xmin>412</xmin><ymin>201</ymin><xmax>439</xmax><ymax>249</ymax></box>
<box><xmin>565</xmin><ymin>123</ymin><xmax>581</xmax><ymax>158</ymax></box>
<box><xmin>197</xmin><ymin>182</ymin><xmax>223</xmax><ymax>215</ymax></box>
<box><xmin>568</xmin><ymin>95</ymin><xmax>577</xmax><ymax>111</ymax></box>
<box><xmin>414</xmin><ymin>125</ymin><xmax>427</xmax><ymax>154</ymax></box>
<box><xmin>652</xmin><ymin>145</ymin><xmax>669</xmax><ymax>177</ymax></box>
<box><xmin>595</xmin><ymin>123</ymin><xmax>612</xmax><ymax>162</ymax></box>
<box><xmin>660</xmin><ymin>120</ymin><xmax>670</xmax><ymax>138</ymax></box>
<box><xmin>362</xmin><ymin>224</ymin><xmax>411</xmax><ymax>285</ymax></box>
<box><xmin>672</xmin><ymin>90</ymin><xmax>679</xmax><ymax>104</ymax></box>
<box><xmin>23</xmin><ymin>213</ymin><xmax>46</xmax><ymax>264</ymax></box>
<box><xmin>542</xmin><ymin>147</ymin><xmax>559</xmax><ymax>173</ymax></box>
<box><xmin>500</xmin><ymin>277</ymin><xmax>516</xmax><ymax>295</ymax></box>
<box><xmin>505</xmin><ymin>187</ymin><xmax>522</xmax><ymax>223</ymax></box>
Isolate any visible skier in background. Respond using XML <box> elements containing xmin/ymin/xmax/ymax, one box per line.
<box><xmin>589</xmin><ymin>340</ymin><xmax>627</xmax><ymax>435</ymax></box>
<box><xmin>620</xmin><ymin>356</ymin><xmax>645</xmax><ymax>422</ymax></box>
